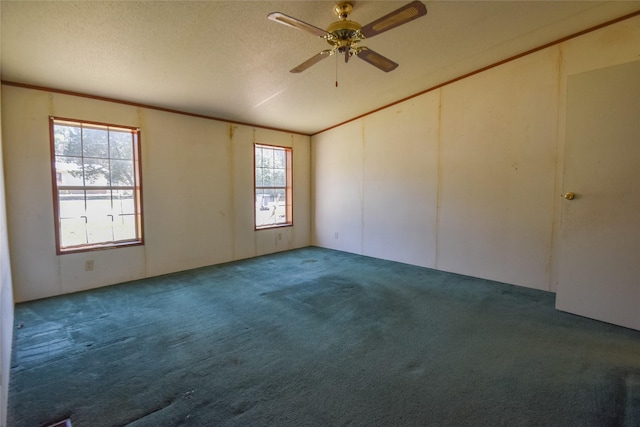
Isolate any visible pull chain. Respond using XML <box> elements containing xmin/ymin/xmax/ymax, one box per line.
<box><xmin>335</xmin><ymin>52</ymin><xmax>339</xmax><ymax>87</ymax></box>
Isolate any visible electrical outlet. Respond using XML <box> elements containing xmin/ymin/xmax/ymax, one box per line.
<box><xmin>335</xmin><ymin>232</ymin><xmax>339</xmax><ymax>239</ymax></box>
<box><xmin>278</xmin><ymin>233</ymin><xmax>282</xmax><ymax>241</ymax></box>
<box><xmin>85</xmin><ymin>260</ymin><xmax>94</xmax><ymax>271</ymax></box>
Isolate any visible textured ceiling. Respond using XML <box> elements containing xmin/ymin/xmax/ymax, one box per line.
<box><xmin>2</xmin><ymin>1</ymin><xmax>639</xmax><ymax>135</ymax></box>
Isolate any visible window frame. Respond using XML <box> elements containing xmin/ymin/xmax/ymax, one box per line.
<box><xmin>50</xmin><ymin>116</ymin><xmax>144</xmax><ymax>254</ymax></box>
<box><xmin>254</xmin><ymin>143</ymin><xmax>293</xmax><ymax>230</ymax></box>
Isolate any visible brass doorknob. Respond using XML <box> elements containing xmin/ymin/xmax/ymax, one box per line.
<box><xmin>562</xmin><ymin>192</ymin><xmax>576</xmax><ymax>200</ymax></box>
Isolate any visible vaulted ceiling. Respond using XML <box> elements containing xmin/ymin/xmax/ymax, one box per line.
<box><xmin>2</xmin><ymin>1</ymin><xmax>638</xmax><ymax>135</ymax></box>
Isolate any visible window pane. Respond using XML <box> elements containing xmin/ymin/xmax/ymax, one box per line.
<box><xmin>58</xmin><ymin>191</ymin><xmax>85</xmax><ymax>219</ymax></box>
<box><xmin>85</xmin><ymin>190</ymin><xmax>114</xmax><ymax>244</ymax></box>
<box><xmin>110</xmin><ymin>159</ymin><xmax>134</xmax><ymax>187</ymax></box>
<box><xmin>274</xmin><ymin>169</ymin><xmax>285</xmax><ymax>187</ymax></box>
<box><xmin>109</xmin><ymin>130</ymin><xmax>133</xmax><ymax>160</ymax></box>
<box><xmin>86</xmin><ymin>218</ymin><xmax>114</xmax><ymax>245</ymax></box>
<box><xmin>113</xmin><ymin>214</ymin><xmax>137</xmax><ymax>241</ymax></box>
<box><xmin>83</xmin><ymin>127</ymin><xmax>109</xmax><ymax>158</ymax></box>
<box><xmin>58</xmin><ymin>189</ymin><xmax>87</xmax><ymax>248</ymax></box>
<box><xmin>112</xmin><ymin>190</ymin><xmax>135</xmax><ymax>215</ymax></box>
<box><xmin>273</xmin><ymin>149</ymin><xmax>285</xmax><ymax>169</ymax></box>
<box><xmin>261</xmin><ymin>148</ymin><xmax>273</xmax><ymax>168</ymax></box>
<box><xmin>261</xmin><ymin>167</ymin><xmax>273</xmax><ymax>187</ymax></box>
<box><xmin>274</xmin><ymin>190</ymin><xmax>287</xmax><ymax>225</ymax></box>
<box><xmin>85</xmin><ymin>189</ymin><xmax>112</xmax><ymax>215</ymax></box>
<box><xmin>256</xmin><ymin>147</ymin><xmax>264</xmax><ymax>167</ymax></box>
<box><xmin>60</xmin><ymin>217</ymin><xmax>87</xmax><ymax>247</ymax></box>
<box><xmin>255</xmin><ymin>167</ymin><xmax>263</xmax><ymax>188</ymax></box>
<box><xmin>54</xmin><ymin>124</ymin><xmax>82</xmax><ymax>157</ymax></box>
<box><xmin>83</xmin><ymin>159</ymin><xmax>111</xmax><ymax>186</ymax></box>
<box><xmin>55</xmin><ymin>157</ymin><xmax>84</xmax><ymax>186</ymax></box>
<box><xmin>255</xmin><ymin>189</ymin><xmax>278</xmax><ymax>227</ymax></box>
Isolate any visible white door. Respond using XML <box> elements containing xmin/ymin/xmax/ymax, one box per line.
<box><xmin>556</xmin><ymin>60</ymin><xmax>640</xmax><ymax>331</ymax></box>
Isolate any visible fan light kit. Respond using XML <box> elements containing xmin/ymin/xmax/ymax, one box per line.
<box><xmin>268</xmin><ymin>1</ymin><xmax>427</xmax><ymax>74</ymax></box>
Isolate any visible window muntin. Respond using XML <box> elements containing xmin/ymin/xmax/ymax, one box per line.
<box><xmin>254</xmin><ymin>144</ymin><xmax>292</xmax><ymax>229</ymax></box>
<box><xmin>50</xmin><ymin>117</ymin><xmax>143</xmax><ymax>253</ymax></box>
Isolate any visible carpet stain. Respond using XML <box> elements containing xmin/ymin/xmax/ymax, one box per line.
<box><xmin>403</xmin><ymin>361</ymin><xmax>425</xmax><ymax>377</ymax></box>
<box><xmin>262</xmin><ymin>275</ymin><xmax>366</xmax><ymax>321</ymax></box>
<box><xmin>227</xmin><ymin>356</ymin><xmax>242</xmax><ymax>366</ymax></box>
<box><xmin>232</xmin><ymin>399</ymin><xmax>256</xmax><ymax>415</ymax></box>
<box><xmin>13</xmin><ymin>325</ymin><xmax>74</xmax><ymax>368</ymax></box>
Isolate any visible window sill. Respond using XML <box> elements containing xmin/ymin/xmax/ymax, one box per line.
<box><xmin>57</xmin><ymin>240</ymin><xmax>143</xmax><ymax>255</ymax></box>
<box><xmin>255</xmin><ymin>223</ymin><xmax>293</xmax><ymax>231</ymax></box>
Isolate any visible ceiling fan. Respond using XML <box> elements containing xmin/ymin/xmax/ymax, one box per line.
<box><xmin>268</xmin><ymin>1</ymin><xmax>427</xmax><ymax>73</ymax></box>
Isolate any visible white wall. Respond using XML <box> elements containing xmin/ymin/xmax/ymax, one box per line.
<box><xmin>362</xmin><ymin>94</ymin><xmax>440</xmax><ymax>268</ymax></box>
<box><xmin>437</xmin><ymin>47</ymin><xmax>558</xmax><ymax>289</ymax></box>
<box><xmin>0</xmin><ymin>87</ymin><xmax>16</xmax><ymax>427</ymax></box>
<box><xmin>312</xmin><ymin>15</ymin><xmax>640</xmax><ymax>292</ymax></box>
<box><xmin>1</xmin><ymin>88</ymin><xmax>311</xmax><ymax>302</ymax></box>
<box><xmin>0</xmin><ymin>7</ymin><xmax>16</xmax><ymax>423</ymax></box>
<box><xmin>0</xmin><ymin>165</ymin><xmax>11</xmax><ymax>427</ymax></box>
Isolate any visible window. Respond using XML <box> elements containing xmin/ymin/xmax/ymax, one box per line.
<box><xmin>50</xmin><ymin>117</ymin><xmax>143</xmax><ymax>253</ymax></box>
<box><xmin>254</xmin><ymin>144</ymin><xmax>292</xmax><ymax>229</ymax></box>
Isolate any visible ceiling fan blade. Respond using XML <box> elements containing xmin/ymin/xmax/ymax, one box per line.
<box><xmin>356</xmin><ymin>48</ymin><xmax>399</xmax><ymax>72</ymax></box>
<box><xmin>359</xmin><ymin>1</ymin><xmax>427</xmax><ymax>38</ymax></box>
<box><xmin>267</xmin><ymin>12</ymin><xmax>329</xmax><ymax>38</ymax></box>
<box><xmin>290</xmin><ymin>50</ymin><xmax>333</xmax><ymax>73</ymax></box>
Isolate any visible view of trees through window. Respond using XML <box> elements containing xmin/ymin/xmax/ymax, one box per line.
<box><xmin>51</xmin><ymin>118</ymin><xmax>143</xmax><ymax>252</ymax></box>
<box><xmin>255</xmin><ymin>144</ymin><xmax>292</xmax><ymax>228</ymax></box>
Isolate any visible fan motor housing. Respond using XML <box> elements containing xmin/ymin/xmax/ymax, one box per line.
<box><xmin>327</xmin><ymin>20</ymin><xmax>361</xmax><ymax>34</ymax></box>
<box><xmin>326</xmin><ymin>20</ymin><xmax>362</xmax><ymax>48</ymax></box>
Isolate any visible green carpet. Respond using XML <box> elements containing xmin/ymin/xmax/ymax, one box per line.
<box><xmin>8</xmin><ymin>247</ymin><xmax>640</xmax><ymax>426</ymax></box>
